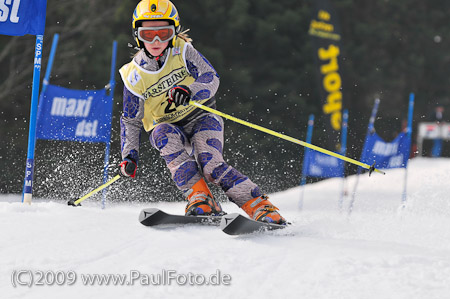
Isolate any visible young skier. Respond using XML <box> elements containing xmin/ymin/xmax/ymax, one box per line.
<box><xmin>119</xmin><ymin>0</ymin><xmax>286</xmax><ymax>224</ymax></box>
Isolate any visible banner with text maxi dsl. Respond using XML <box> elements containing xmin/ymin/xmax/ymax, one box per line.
<box><xmin>303</xmin><ymin>150</ymin><xmax>345</xmax><ymax>178</ymax></box>
<box><xmin>360</xmin><ymin>132</ymin><xmax>411</xmax><ymax>169</ymax></box>
<box><xmin>36</xmin><ymin>84</ymin><xmax>112</xmax><ymax>143</ymax></box>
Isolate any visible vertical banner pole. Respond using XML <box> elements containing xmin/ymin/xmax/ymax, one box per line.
<box><xmin>41</xmin><ymin>33</ymin><xmax>59</xmax><ymax>95</ymax></box>
<box><xmin>338</xmin><ymin>109</ymin><xmax>348</xmax><ymax>211</ymax></box>
<box><xmin>400</xmin><ymin>93</ymin><xmax>415</xmax><ymax>209</ymax></box>
<box><xmin>36</xmin><ymin>34</ymin><xmax>59</xmax><ymax>124</ymax></box>
<box><xmin>22</xmin><ymin>35</ymin><xmax>44</xmax><ymax>204</ymax></box>
<box><xmin>348</xmin><ymin>98</ymin><xmax>380</xmax><ymax>215</ymax></box>
<box><xmin>299</xmin><ymin>114</ymin><xmax>315</xmax><ymax>209</ymax></box>
<box><xmin>108</xmin><ymin>41</ymin><xmax>117</xmax><ymax>95</ymax></box>
<box><xmin>101</xmin><ymin>41</ymin><xmax>117</xmax><ymax>209</ymax></box>
<box><xmin>102</xmin><ymin>140</ymin><xmax>112</xmax><ymax>209</ymax></box>
<box><xmin>340</xmin><ymin>110</ymin><xmax>348</xmax><ymax>155</ymax></box>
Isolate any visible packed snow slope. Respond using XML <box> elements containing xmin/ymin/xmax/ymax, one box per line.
<box><xmin>1</xmin><ymin>157</ymin><xmax>450</xmax><ymax>299</ymax></box>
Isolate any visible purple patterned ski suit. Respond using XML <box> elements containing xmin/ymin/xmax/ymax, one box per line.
<box><xmin>120</xmin><ymin>45</ymin><xmax>262</xmax><ymax>207</ymax></box>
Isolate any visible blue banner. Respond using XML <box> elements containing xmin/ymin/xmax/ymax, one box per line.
<box><xmin>360</xmin><ymin>132</ymin><xmax>411</xmax><ymax>169</ymax></box>
<box><xmin>303</xmin><ymin>150</ymin><xmax>344</xmax><ymax>178</ymax></box>
<box><xmin>0</xmin><ymin>0</ymin><xmax>47</xmax><ymax>36</ymax></box>
<box><xmin>36</xmin><ymin>84</ymin><xmax>112</xmax><ymax>143</ymax></box>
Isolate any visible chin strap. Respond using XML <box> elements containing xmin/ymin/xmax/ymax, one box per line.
<box><xmin>143</xmin><ymin>47</ymin><xmax>168</xmax><ymax>68</ymax></box>
<box><xmin>153</xmin><ymin>51</ymin><xmax>165</xmax><ymax>61</ymax></box>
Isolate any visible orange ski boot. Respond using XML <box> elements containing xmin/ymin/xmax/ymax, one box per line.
<box><xmin>185</xmin><ymin>178</ymin><xmax>225</xmax><ymax>216</ymax></box>
<box><xmin>241</xmin><ymin>195</ymin><xmax>286</xmax><ymax>224</ymax></box>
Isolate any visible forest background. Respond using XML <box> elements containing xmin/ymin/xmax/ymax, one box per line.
<box><xmin>0</xmin><ymin>0</ymin><xmax>448</xmax><ymax>201</ymax></box>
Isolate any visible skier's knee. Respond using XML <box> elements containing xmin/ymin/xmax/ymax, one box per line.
<box><xmin>150</xmin><ymin>123</ymin><xmax>185</xmax><ymax>150</ymax></box>
<box><xmin>191</xmin><ymin>114</ymin><xmax>223</xmax><ymax>135</ymax></box>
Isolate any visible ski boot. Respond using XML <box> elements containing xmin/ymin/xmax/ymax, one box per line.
<box><xmin>241</xmin><ymin>195</ymin><xmax>287</xmax><ymax>224</ymax></box>
<box><xmin>185</xmin><ymin>178</ymin><xmax>225</xmax><ymax>216</ymax></box>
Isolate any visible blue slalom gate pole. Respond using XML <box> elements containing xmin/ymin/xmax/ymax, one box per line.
<box><xmin>340</xmin><ymin>110</ymin><xmax>348</xmax><ymax>157</ymax></box>
<box><xmin>36</xmin><ymin>34</ymin><xmax>59</xmax><ymax>123</ymax></box>
<box><xmin>42</xmin><ymin>34</ymin><xmax>59</xmax><ymax>95</ymax></box>
<box><xmin>101</xmin><ymin>40</ymin><xmax>117</xmax><ymax>209</ymax></box>
<box><xmin>22</xmin><ymin>35</ymin><xmax>44</xmax><ymax>204</ymax></box>
<box><xmin>299</xmin><ymin>114</ymin><xmax>314</xmax><ymax>209</ymax></box>
<box><xmin>338</xmin><ymin>109</ymin><xmax>348</xmax><ymax>211</ymax></box>
<box><xmin>348</xmin><ymin>98</ymin><xmax>380</xmax><ymax>215</ymax></box>
<box><xmin>400</xmin><ymin>93</ymin><xmax>415</xmax><ymax>209</ymax></box>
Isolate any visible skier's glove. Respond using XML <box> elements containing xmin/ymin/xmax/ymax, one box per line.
<box><xmin>119</xmin><ymin>158</ymin><xmax>137</xmax><ymax>178</ymax></box>
<box><xmin>168</xmin><ymin>85</ymin><xmax>191</xmax><ymax>106</ymax></box>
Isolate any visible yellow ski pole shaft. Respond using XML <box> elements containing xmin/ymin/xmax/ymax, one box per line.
<box><xmin>68</xmin><ymin>174</ymin><xmax>121</xmax><ymax>206</ymax></box>
<box><xmin>189</xmin><ymin>101</ymin><xmax>385</xmax><ymax>175</ymax></box>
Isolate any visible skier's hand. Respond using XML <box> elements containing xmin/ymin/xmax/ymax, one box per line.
<box><xmin>168</xmin><ymin>85</ymin><xmax>191</xmax><ymax>106</ymax></box>
<box><xmin>119</xmin><ymin>158</ymin><xmax>137</xmax><ymax>178</ymax></box>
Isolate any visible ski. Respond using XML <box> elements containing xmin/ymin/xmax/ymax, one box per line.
<box><xmin>139</xmin><ymin>208</ymin><xmax>222</xmax><ymax>227</ymax></box>
<box><xmin>220</xmin><ymin>213</ymin><xmax>287</xmax><ymax>235</ymax></box>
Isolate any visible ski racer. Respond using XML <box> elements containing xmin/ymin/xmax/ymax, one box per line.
<box><xmin>118</xmin><ymin>0</ymin><xmax>286</xmax><ymax>224</ymax></box>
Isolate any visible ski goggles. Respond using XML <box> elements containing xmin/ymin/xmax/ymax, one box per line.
<box><xmin>137</xmin><ymin>26</ymin><xmax>176</xmax><ymax>44</ymax></box>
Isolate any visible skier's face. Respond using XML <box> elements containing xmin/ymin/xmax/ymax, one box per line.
<box><xmin>141</xmin><ymin>20</ymin><xmax>171</xmax><ymax>57</ymax></box>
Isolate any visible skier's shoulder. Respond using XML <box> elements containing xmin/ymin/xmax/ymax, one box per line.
<box><xmin>119</xmin><ymin>51</ymin><xmax>147</xmax><ymax>96</ymax></box>
<box><xmin>119</xmin><ymin>58</ymin><xmax>137</xmax><ymax>77</ymax></box>
<box><xmin>173</xmin><ymin>37</ymin><xmax>197</xmax><ymax>56</ymax></box>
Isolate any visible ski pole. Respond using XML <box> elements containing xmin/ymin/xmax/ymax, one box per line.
<box><xmin>189</xmin><ymin>101</ymin><xmax>385</xmax><ymax>175</ymax></box>
<box><xmin>68</xmin><ymin>174</ymin><xmax>121</xmax><ymax>207</ymax></box>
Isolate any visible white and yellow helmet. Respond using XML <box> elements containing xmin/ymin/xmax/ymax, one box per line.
<box><xmin>132</xmin><ymin>0</ymin><xmax>181</xmax><ymax>48</ymax></box>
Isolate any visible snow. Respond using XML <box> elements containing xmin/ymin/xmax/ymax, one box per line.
<box><xmin>1</xmin><ymin>157</ymin><xmax>450</xmax><ymax>298</ymax></box>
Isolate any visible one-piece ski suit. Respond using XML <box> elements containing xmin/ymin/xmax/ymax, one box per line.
<box><xmin>119</xmin><ymin>38</ymin><xmax>263</xmax><ymax>207</ymax></box>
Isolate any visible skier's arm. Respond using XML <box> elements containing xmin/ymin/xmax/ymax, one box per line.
<box><xmin>120</xmin><ymin>86</ymin><xmax>144</xmax><ymax>163</ymax></box>
<box><xmin>184</xmin><ymin>44</ymin><xmax>220</xmax><ymax>100</ymax></box>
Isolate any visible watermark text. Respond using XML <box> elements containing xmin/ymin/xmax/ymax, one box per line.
<box><xmin>11</xmin><ymin>269</ymin><xmax>231</xmax><ymax>287</ymax></box>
